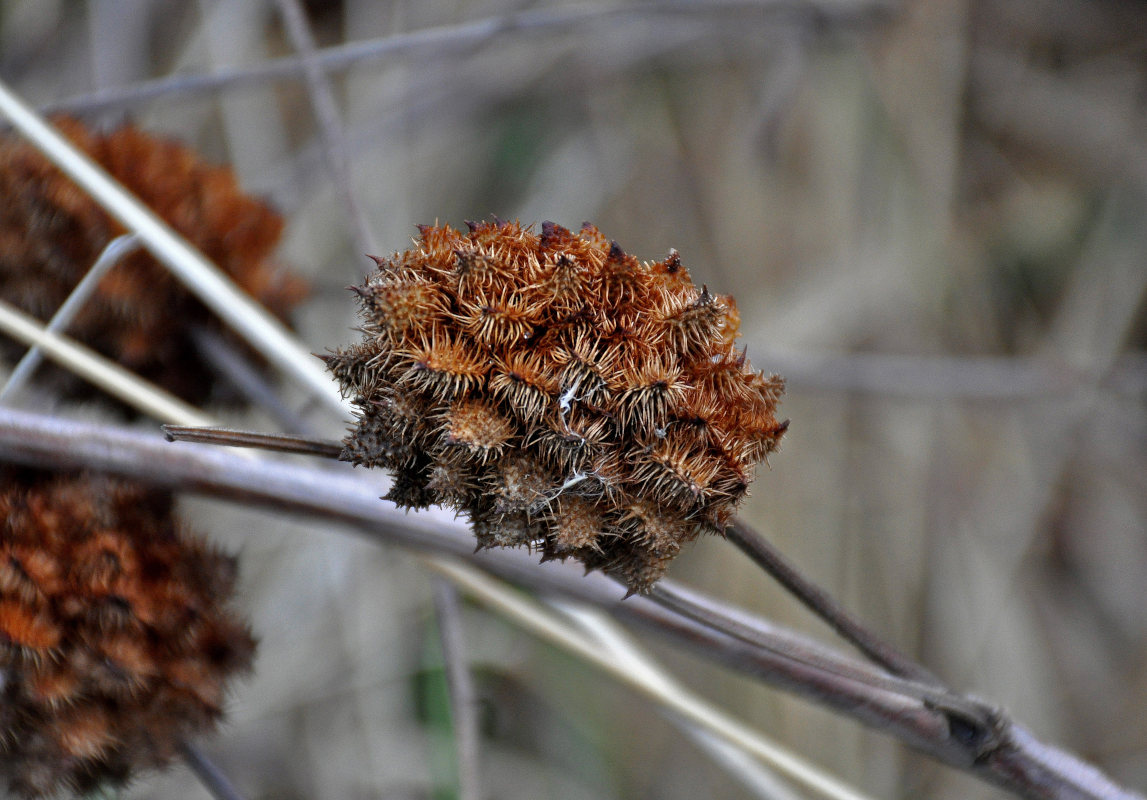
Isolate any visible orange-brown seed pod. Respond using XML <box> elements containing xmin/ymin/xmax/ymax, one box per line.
<box><xmin>491</xmin><ymin>455</ymin><xmax>555</xmax><ymax>516</ymax></box>
<box><xmin>442</xmin><ymin>398</ymin><xmax>517</xmax><ymax>461</ymax></box>
<box><xmin>489</xmin><ymin>350</ymin><xmax>559</xmax><ymax>424</ymax></box>
<box><xmin>0</xmin><ymin>547</ymin><xmax>61</xmax><ymax>604</ymax></box>
<box><xmin>456</xmin><ymin>286</ymin><xmax>538</xmax><ymax>347</ymax></box>
<box><xmin>0</xmin><ymin>472</ymin><xmax>255</xmax><ymax>799</ymax></box>
<box><xmin>613</xmin><ymin>353</ymin><xmax>686</xmax><ymax>435</ymax></box>
<box><xmin>327</xmin><ymin>220</ymin><xmax>787</xmax><ymax>592</ymax></box>
<box><xmin>25</xmin><ymin>665</ymin><xmax>81</xmax><ymax>710</ymax></box>
<box><xmin>660</xmin><ymin>286</ymin><xmax>729</xmax><ymax>359</ymax></box>
<box><xmin>546</xmin><ymin>496</ymin><xmax>607</xmax><ymax>553</ymax></box>
<box><xmin>356</xmin><ymin>274</ymin><xmax>448</xmax><ymax>337</ymax></box>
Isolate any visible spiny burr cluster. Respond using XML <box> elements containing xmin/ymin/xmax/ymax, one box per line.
<box><xmin>326</xmin><ymin>219</ymin><xmax>787</xmax><ymax>592</ymax></box>
<box><xmin>0</xmin><ymin>471</ymin><xmax>255</xmax><ymax>798</ymax></box>
<box><xmin>0</xmin><ymin>116</ymin><xmax>307</xmax><ymax>406</ymax></box>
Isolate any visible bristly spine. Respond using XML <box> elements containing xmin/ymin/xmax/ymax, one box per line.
<box><xmin>326</xmin><ymin>219</ymin><xmax>787</xmax><ymax>593</ymax></box>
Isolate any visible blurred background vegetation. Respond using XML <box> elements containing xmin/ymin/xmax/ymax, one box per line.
<box><xmin>1</xmin><ymin>0</ymin><xmax>1145</xmax><ymax>798</ymax></box>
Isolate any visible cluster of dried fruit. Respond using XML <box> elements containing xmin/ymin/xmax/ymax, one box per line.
<box><xmin>0</xmin><ymin>118</ymin><xmax>280</xmax><ymax>796</ymax></box>
<box><xmin>326</xmin><ymin>219</ymin><xmax>787</xmax><ymax>592</ymax></box>
<box><xmin>0</xmin><ymin>116</ymin><xmax>306</xmax><ymax>406</ymax></box>
<box><xmin>0</xmin><ymin>472</ymin><xmax>255</xmax><ymax>798</ymax></box>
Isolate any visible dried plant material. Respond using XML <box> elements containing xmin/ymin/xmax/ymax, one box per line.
<box><xmin>0</xmin><ymin>117</ymin><xmax>308</xmax><ymax>407</ymax></box>
<box><xmin>327</xmin><ymin>220</ymin><xmax>787</xmax><ymax>592</ymax></box>
<box><xmin>0</xmin><ymin>471</ymin><xmax>255</xmax><ymax>798</ymax></box>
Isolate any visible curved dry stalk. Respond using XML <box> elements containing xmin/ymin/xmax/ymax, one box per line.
<box><xmin>0</xmin><ymin>408</ymin><xmax>1140</xmax><ymax>800</ymax></box>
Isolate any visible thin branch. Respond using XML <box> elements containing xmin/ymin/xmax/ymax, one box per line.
<box><xmin>179</xmin><ymin>741</ymin><xmax>248</xmax><ymax>800</ymax></box>
<box><xmin>724</xmin><ymin>519</ymin><xmax>941</xmax><ymax>685</ymax></box>
<box><xmin>645</xmin><ymin>582</ymin><xmax>991</xmax><ymax>733</ymax></box>
<box><xmin>0</xmin><ymin>408</ymin><xmax>1140</xmax><ymax>799</ymax></box>
<box><xmin>431</xmin><ymin>580</ymin><xmax>482</xmax><ymax>800</ymax></box>
<box><xmin>42</xmin><ymin>1</ymin><xmax>893</xmax><ymax>117</ymax></box>
<box><xmin>0</xmin><ymin>233</ymin><xmax>140</xmax><ymax>402</ymax></box>
<box><xmin>273</xmin><ymin>0</ymin><xmax>375</xmax><ymax>256</ymax></box>
<box><xmin>161</xmin><ymin>425</ymin><xmax>343</xmax><ymax>459</ymax></box>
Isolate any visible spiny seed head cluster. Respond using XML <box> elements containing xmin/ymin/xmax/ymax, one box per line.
<box><xmin>0</xmin><ymin>472</ymin><xmax>255</xmax><ymax>798</ymax></box>
<box><xmin>327</xmin><ymin>219</ymin><xmax>787</xmax><ymax>592</ymax></box>
<box><xmin>0</xmin><ymin>116</ymin><xmax>307</xmax><ymax>407</ymax></box>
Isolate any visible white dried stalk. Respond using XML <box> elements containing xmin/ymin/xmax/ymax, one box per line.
<box><xmin>0</xmin><ymin>78</ymin><xmax>349</xmax><ymax>419</ymax></box>
<box><xmin>0</xmin><ymin>299</ymin><xmax>212</xmax><ymax>427</ymax></box>
<box><xmin>429</xmin><ymin>558</ymin><xmax>875</xmax><ymax>800</ymax></box>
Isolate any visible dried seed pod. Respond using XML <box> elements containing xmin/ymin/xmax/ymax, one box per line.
<box><xmin>400</xmin><ymin>328</ymin><xmax>488</xmax><ymax>399</ymax></box>
<box><xmin>0</xmin><ymin>471</ymin><xmax>255</xmax><ymax>798</ymax></box>
<box><xmin>0</xmin><ymin>117</ymin><xmax>307</xmax><ymax>408</ymax></box>
<box><xmin>327</xmin><ymin>220</ymin><xmax>787</xmax><ymax>592</ymax></box>
<box><xmin>441</xmin><ymin>398</ymin><xmax>517</xmax><ymax>462</ymax></box>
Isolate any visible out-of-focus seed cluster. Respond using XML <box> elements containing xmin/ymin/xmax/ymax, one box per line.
<box><xmin>0</xmin><ymin>116</ymin><xmax>307</xmax><ymax>406</ymax></box>
<box><xmin>0</xmin><ymin>472</ymin><xmax>255</xmax><ymax>798</ymax></box>
<box><xmin>326</xmin><ymin>220</ymin><xmax>787</xmax><ymax>592</ymax></box>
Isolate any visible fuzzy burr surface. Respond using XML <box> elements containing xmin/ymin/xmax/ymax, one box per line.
<box><xmin>327</xmin><ymin>219</ymin><xmax>788</xmax><ymax>593</ymax></box>
<box><xmin>0</xmin><ymin>472</ymin><xmax>255</xmax><ymax>798</ymax></box>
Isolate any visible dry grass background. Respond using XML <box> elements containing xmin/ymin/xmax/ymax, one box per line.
<box><xmin>1</xmin><ymin>0</ymin><xmax>1146</xmax><ymax>798</ymax></box>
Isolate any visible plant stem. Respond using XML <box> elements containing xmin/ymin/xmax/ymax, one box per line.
<box><xmin>431</xmin><ymin>581</ymin><xmax>482</xmax><ymax>800</ymax></box>
<box><xmin>180</xmin><ymin>741</ymin><xmax>248</xmax><ymax>800</ymax></box>
<box><xmin>161</xmin><ymin>425</ymin><xmax>343</xmax><ymax>459</ymax></box>
<box><xmin>724</xmin><ymin>518</ymin><xmax>941</xmax><ymax>685</ymax></box>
